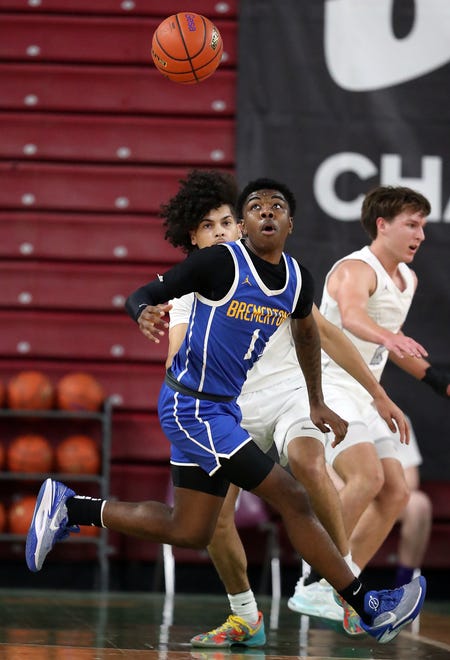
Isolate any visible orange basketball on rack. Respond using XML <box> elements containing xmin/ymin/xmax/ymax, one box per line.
<box><xmin>151</xmin><ymin>12</ymin><xmax>223</xmax><ymax>84</ymax></box>
<box><xmin>8</xmin><ymin>495</ymin><xmax>36</xmax><ymax>535</ymax></box>
<box><xmin>0</xmin><ymin>501</ymin><xmax>6</xmax><ymax>532</ymax></box>
<box><xmin>56</xmin><ymin>434</ymin><xmax>100</xmax><ymax>474</ymax></box>
<box><xmin>7</xmin><ymin>370</ymin><xmax>54</xmax><ymax>410</ymax></box>
<box><xmin>57</xmin><ymin>372</ymin><xmax>105</xmax><ymax>412</ymax></box>
<box><xmin>7</xmin><ymin>434</ymin><xmax>53</xmax><ymax>473</ymax></box>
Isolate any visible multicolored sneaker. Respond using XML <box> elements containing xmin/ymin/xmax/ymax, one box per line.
<box><xmin>25</xmin><ymin>478</ymin><xmax>79</xmax><ymax>572</ymax></box>
<box><xmin>360</xmin><ymin>575</ymin><xmax>426</xmax><ymax>644</ymax></box>
<box><xmin>190</xmin><ymin>612</ymin><xmax>266</xmax><ymax>648</ymax></box>
<box><xmin>334</xmin><ymin>592</ymin><xmax>366</xmax><ymax>636</ymax></box>
<box><xmin>288</xmin><ymin>578</ymin><xmax>343</xmax><ymax>622</ymax></box>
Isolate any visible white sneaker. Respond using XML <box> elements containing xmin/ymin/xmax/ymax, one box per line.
<box><xmin>288</xmin><ymin>578</ymin><xmax>344</xmax><ymax>622</ymax></box>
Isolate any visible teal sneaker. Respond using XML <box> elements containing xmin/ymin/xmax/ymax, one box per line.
<box><xmin>190</xmin><ymin>612</ymin><xmax>266</xmax><ymax>648</ymax></box>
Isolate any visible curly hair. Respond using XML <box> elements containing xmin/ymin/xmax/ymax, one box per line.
<box><xmin>236</xmin><ymin>177</ymin><xmax>297</xmax><ymax>219</ymax></box>
<box><xmin>161</xmin><ymin>170</ymin><xmax>239</xmax><ymax>254</ymax></box>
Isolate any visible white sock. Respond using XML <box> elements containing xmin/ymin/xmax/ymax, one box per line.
<box><xmin>227</xmin><ymin>590</ymin><xmax>259</xmax><ymax>625</ymax></box>
<box><xmin>351</xmin><ymin>561</ymin><xmax>362</xmax><ymax>577</ymax></box>
<box><xmin>343</xmin><ymin>552</ymin><xmax>353</xmax><ymax>569</ymax></box>
<box><xmin>301</xmin><ymin>559</ymin><xmax>311</xmax><ymax>579</ymax></box>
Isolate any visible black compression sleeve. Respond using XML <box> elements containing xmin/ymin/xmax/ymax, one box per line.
<box><xmin>124</xmin><ymin>245</ymin><xmax>235</xmax><ymax>321</ymax></box>
<box><xmin>292</xmin><ymin>264</ymin><xmax>315</xmax><ymax>319</ymax></box>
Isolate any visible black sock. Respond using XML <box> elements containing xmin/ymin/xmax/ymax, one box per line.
<box><xmin>339</xmin><ymin>579</ymin><xmax>371</xmax><ymax>625</ymax></box>
<box><xmin>304</xmin><ymin>568</ymin><xmax>322</xmax><ymax>586</ymax></box>
<box><xmin>66</xmin><ymin>495</ymin><xmax>105</xmax><ymax>528</ymax></box>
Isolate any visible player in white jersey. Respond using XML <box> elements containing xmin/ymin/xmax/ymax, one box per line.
<box><xmin>161</xmin><ymin>173</ymin><xmax>410</xmax><ymax>643</ymax></box>
<box><xmin>313</xmin><ymin>186</ymin><xmax>438</xmax><ymax>597</ymax></box>
<box><xmin>25</xmin><ymin>176</ymin><xmax>427</xmax><ymax>647</ymax></box>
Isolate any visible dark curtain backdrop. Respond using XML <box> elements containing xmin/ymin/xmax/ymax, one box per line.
<box><xmin>236</xmin><ymin>0</ymin><xmax>450</xmax><ymax>479</ymax></box>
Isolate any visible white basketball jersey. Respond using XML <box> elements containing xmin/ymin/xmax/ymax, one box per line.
<box><xmin>320</xmin><ymin>246</ymin><xmax>415</xmax><ymax>392</ymax></box>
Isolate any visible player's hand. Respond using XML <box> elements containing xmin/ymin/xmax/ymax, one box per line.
<box><xmin>309</xmin><ymin>403</ymin><xmax>348</xmax><ymax>447</ymax></box>
<box><xmin>384</xmin><ymin>333</ymin><xmax>428</xmax><ymax>360</ymax></box>
<box><xmin>371</xmin><ymin>387</ymin><xmax>410</xmax><ymax>444</ymax></box>
<box><xmin>137</xmin><ymin>303</ymin><xmax>172</xmax><ymax>343</ymax></box>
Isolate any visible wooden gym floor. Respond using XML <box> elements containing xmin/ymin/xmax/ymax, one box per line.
<box><xmin>1</xmin><ymin>589</ymin><xmax>450</xmax><ymax>659</ymax></box>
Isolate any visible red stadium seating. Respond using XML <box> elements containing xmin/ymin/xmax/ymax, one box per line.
<box><xmin>0</xmin><ymin>64</ymin><xmax>236</xmax><ymax>116</ymax></box>
<box><xmin>0</xmin><ymin>113</ymin><xmax>235</xmax><ymax>166</ymax></box>
<box><xmin>0</xmin><ymin>310</ymin><xmax>169</xmax><ymax>362</ymax></box>
<box><xmin>0</xmin><ymin>261</ymin><xmax>174</xmax><ymax>311</ymax></box>
<box><xmin>0</xmin><ymin>1</ymin><xmax>238</xmax><ymax>19</ymax></box>
<box><xmin>112</xmin><ymin>412</ymin><xmax>170</xmax><ymax>462</ymax></box>
<box><xmin>0</xmin><ymin>15</ymin><xmax>237</xmax><ymax>67</ymax></box>
<box><xmin>0</xmin><ymin>163</ymin><xmax>194</xmax><ymax>213</ymax></box>
<box><xmin>0</xmin><ymin>212</ymin><xmax>182</xmax><ymax>263</ymax></box>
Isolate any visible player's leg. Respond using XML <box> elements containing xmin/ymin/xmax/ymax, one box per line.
<box><xmin>349</xmin><ymin>456</ymin><xmax>409</xmax><ymax>570</ymax></box>
<box><xmin>191</xmin><ymin>484</ymin><xmax>266</xmax><ymax>648</ymax></box>
<box><xmin>332</xmin><ymin>439</ymin><xmax>384</xmax><ymax>536</ymax></box>
<box><xmin>396</xmin><ymin>466</ymin><xmax>432</xmax><ymax>587</ymax></box>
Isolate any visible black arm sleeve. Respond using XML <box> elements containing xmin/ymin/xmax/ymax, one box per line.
<box><xmin>291</xmin><ymin>264</ymin><xmax>315</xmax><ymax>319</ymax></box>
<box><xmin>125</xmin><ymin>245</ymin><xmax>235</xmax><ymax>321</ymax></box>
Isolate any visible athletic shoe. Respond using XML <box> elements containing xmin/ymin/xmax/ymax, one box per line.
<box><xmin>288</xmin><ymin>577</ymin><xmax>343</xmax><ymax>622</ymax></box>
<box><xmin>25</xmin><ymin>478</ymin><xmax>79</xmax><ymax>572</ymax></box>
<box><xmin>334</xmin><ymin>593</ymin><xmax>366</xmax><ymax>636</ymax></box>
<box><xmin>360</xmin><ymin>575</ymin><xmax>426</xmax><ymax>644</ymax></box>
<box><xmin>190</xmin><ymin>612</ymin><xmax>266</xmax><ymax>648</ymax></box>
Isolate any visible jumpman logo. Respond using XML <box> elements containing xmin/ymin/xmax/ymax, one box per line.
<box><xmin>241</xmin><ymin>275</ymin><xmax>252</xmax><ymax>286</ymax></box>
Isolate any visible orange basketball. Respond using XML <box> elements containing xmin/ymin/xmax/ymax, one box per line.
<box><xmin>7</xmin><ymin>370</ymin><xmax>54</xmax><ymax>410</ymax></box>
<box><xmin>56</xmin><ymin>434</ymin><xmax>100</xmax><ymax>474</ymax></box>
<box><xmin>57</xmin><ymin>372</ymin><xmax>105</xmax><ymax>412</ymax></box>
<box><xmin>7</xmin><ymin>434</ymin><xmax>53</xmax><ymax>473</ymax></box>
<box><xmin>0</xmin><ymin>501</ymin><xmax>6</xmax><ymax>532</ymax></box>
<box><xmin>79</xmin><ymin>524</ymin><xmax>100</xmax><ymax>537</ymax></box>
<box><xmin>8</xmin><ymin>495</ymin><xmax>36</xmax><ymax>535</ymax></box>
<box><xmin>151</xmin><ymin>12</ymin><xmax>223</xmax><ymax>84</ymax></box>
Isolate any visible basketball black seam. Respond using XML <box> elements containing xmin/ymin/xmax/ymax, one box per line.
<box><xmin>175</xmin><ymin>13</ymin><xmax>199</xmax><ymax>81</ymax></box>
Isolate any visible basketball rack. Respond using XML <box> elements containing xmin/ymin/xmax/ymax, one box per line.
<box><xmin>0</xmin><ymin>397</ymin><xmax>114</xmax><ymax>591</ymax></box>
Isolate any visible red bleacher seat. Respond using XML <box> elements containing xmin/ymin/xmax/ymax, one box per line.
<box><xmin>0</xmin><ymin>261</ymin><xmax>174</xmax><ymax>311</ymax></box>
<box><xmin>0</xmin><ymin>163</ymin><xmax>197</xmax><ymax>213</ymax></box>
<box><xmin>112</xmin><ymin>412</ymin><xmax>170</xmax><ymax>463</ymax></box>
<box><xmin>0</xmin><ymin>212</ymin><xmax>182</xmax><ymax>263</ymax></box>
<box><xmin>0</xmin><ymin>112</ymin><xmax>235</xmax><ymax>166</ymax></box>
<box><xmin>0</xmin><ymin>310</ymin><xmax>169</xmax><ymax>362</ymax></box>
<box><xmin>0</xmin><ymin>15</ymin><xmax>237</xmax><ymax>67</ymax></box>
<box><xmin>0</xmin><ymin>64</ymin><xmax>236</xmax><ymax>116</ymax></box>
<box><xmin>0</xmin><ymin>1</ymin><xmax>238</xmax><ymax>19</ymax></box>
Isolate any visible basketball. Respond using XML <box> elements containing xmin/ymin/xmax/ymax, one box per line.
<box><xmin>8</xmin><ymin>495</ymin><xmax>36</xmax><ymax>535</ymax></box>
<box><xmin>56</xmin><ymin>372</ymin><xmax>105</xmax><ymax>412</ymax></box>
<box><xmin>55</xmin><ymin>434</ymin><xmax>100</xmax><ymax>474</ymax></box>
<box><xmin>151</xmin><ymin>12</ymin><xmax>223</xmax><ymax>84</ymax></box>
<box><xmin>7</xmin><ymin>370</ymin><xmax>54</xmax><ymax>410</ymax></box>
<box><xmin>0</xmin><ymin>501</ymin><xmax>6</xmax><ymax>533</ymax></box>
<box><xmin>7</xmin><ymin>434</ymin><xmax>53</xmax><ymax>473</ymax></box>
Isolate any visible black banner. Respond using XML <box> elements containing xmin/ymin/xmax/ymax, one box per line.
<box><xmin>237</xmin><ymin>0</ymin><xmax>450</xmax><ymax>478</ymax></box>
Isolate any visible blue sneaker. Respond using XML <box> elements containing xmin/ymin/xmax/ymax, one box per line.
<box><xmin>360</xmin><ymin>575</ymin><xmax>426</xmax><ymax>643</ymax></box>
<box><xmin>26</xmin><ymin>478</ymin><xmax>79</xmax><ymax>572</ymax></box>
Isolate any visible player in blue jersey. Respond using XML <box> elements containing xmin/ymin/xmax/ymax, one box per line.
<box><xmin>25</xmin><ymin>178</ymin><xmax>426</xmax><ymax>645</ymax></box>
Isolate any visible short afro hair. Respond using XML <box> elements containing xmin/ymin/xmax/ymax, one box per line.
<box><xmin>236</xmin><ymin>178</ymin><xmax>296</xmax><ymax>219</ymax></box>
<box><xmin>161</xmin><ymin>169</ymin><xmax>238</xmax><ymax>254</ymax></box>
